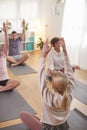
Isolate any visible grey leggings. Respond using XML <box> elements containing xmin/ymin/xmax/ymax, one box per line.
<box><xmin>41</xmin><ymin>122</ymin><xmax>69</xmax><ymax>130</ymax></box>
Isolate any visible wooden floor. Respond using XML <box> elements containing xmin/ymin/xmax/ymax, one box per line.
<box><xmin>0</xmin><ymin>50</ymin><xmax>87</xmax><ymax>128</ymax></box>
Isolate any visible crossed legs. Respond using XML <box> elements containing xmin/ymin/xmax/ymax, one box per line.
<box><xmin>0</xmin><ymin>79</ymin><xmax>20</xmax><ymax>92</ymax></box>
<box><xmin>7</xmin><ymin>53</ymin><xmax>29</xmax><ymax>67</ymax></box>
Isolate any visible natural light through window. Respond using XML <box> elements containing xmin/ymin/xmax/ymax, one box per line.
<box><xmin>0</xmin><ymin>0</ymin><xmax>38</xmax><ymax>31</ymax></box>
<box><xmin>20</xmin><ymin>0</ymin><xmax>38</xmax><ymax>19</ymax></box>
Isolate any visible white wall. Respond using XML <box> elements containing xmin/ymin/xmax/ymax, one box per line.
<box><xmin>39</xmin><ymin>0</ymin><xmax>65</xmax><ymax>40</ymax></box>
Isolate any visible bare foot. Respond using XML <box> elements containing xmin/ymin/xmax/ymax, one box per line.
<box><xmin>72</xmin><ymin>65</ymin><xmax>80</xmax><ymax>70</ymax></box>
<box><xmin>0</xmin><ymin>86</ymin><xmax>14</xmax><ymax>92</ymax></box>
<box><xmin>11</xmin><ymin>63</ymin><xmax>26</xmax><ymax>67</ymax></box>
<box><xmin>11</xmin><ymin>63</ymin><xmax>18</xmax><ymax>67</ymax></box>
<box><xmin>0</xmin><ymin>86</ymin><xmax>2</xmax><ymax>92</ymax></box>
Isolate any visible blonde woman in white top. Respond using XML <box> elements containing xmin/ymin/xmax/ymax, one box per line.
<box><xmin>20</xmin><ymin>38</ymin><xmax>74</xmax><ymax>130</ymax></box>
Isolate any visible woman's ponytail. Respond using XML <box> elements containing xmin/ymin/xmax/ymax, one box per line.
<box><xmin>61</xmin><ymin>91</ymin><xmax>71</xmax><ymax>111</ymax></box>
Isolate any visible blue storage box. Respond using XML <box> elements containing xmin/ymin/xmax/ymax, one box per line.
<box><xmin>29</xmin><ymin>37</ymin><xmax>34</xmax><ymax>42</ymax></box>
<box><xmin>26</xmin><ymin>42</ymin><xmax>34</xmax><ymax>51</ymax></box>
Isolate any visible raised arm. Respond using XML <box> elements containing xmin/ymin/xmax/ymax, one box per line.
<box><xmin>48</xmin><ymin>48</ymin><xmax>54</xmax><ymax>70</ymax></box>
<box><xmin>38</xmin><ymin>39</ymin><xmax>56</xmax><ymax>106</ymax></box>
<box><xmin>20</xmin><ymin>19</ymin><xmax>26</xmax><ymax>40</ymax></box>
<box><xmin>38</xmin><ymin>39</ymin><xmax>51</xmax><ymax>91</ymax></box>
<box><xmin>3</xmin><ymin>23</ymin><xmax>9</xmax><ymax>55</ymax></box>
<box><xmin>61</xmin><ymin>38</ymin><xmax>73</xmax><ymax>78</ymax></box>
<box><xmin>60</xmin><ymin>38</ymin><xmax>74</xmax><ymax>94</ymax></box>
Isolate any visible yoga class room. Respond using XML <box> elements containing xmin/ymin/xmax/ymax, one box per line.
<box><xmin>0</xmin><ymin>0</ymin><xmax>87</xmax><ymax>130</ymax></box>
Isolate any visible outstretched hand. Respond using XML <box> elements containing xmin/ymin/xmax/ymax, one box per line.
<box><xmin>22</xmin><ymin>19</ymin><xmax>25</xmax><ymax>27</ymax></box>
<box><xmin>2</xmin><ymin>23</ymin><xmax>7</xmax><ymax>33</ymax></box>
<box><xmin>42</xmin><ymin>39</ymin><xmax>51</xmax><ymax>57</ymax></box>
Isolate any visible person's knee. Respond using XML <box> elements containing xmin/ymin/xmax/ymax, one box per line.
<box><xmin>24</xmin><ymin>53</ymin><xmax>29</xmax><ymax>59</ymax></box>
<box><xmin>20</xmin><ymin>112</ymin><xmax>41</xmax><ymax>130</ymax></box>
<box><xmin>22</xmin><ymin>53</ymin><xmax>29</xmax><ymax>60</ymax></box>
<box><xmin>17</xmin><ymin>80</ymin><xmax>20</xmax><ymax>86</ymax></box>
<box><xmin>15</xmin><ymin>80</ymin><xmax>20</xmax><ymax>88</ymax></box>
<box><xmin>25</xmin><ymin>53</ymin><xmax>29</xmax><ymax>59</ymax></box>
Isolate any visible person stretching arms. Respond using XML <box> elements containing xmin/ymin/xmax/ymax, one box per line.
<box><xmin>20</xmin><ymin>38</ymin><xmax>74</xmax><ymax>130</ymax></box>
<box><xmin>0</xmin><ymin>23</ymin><xmax>20</xmax><ymax>92</ymax></box>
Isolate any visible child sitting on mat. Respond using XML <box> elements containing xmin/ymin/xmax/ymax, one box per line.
<box><xmin>0</xmin><ymin>23</ymin><xmax>20</xmax><ymax>92</ymax></box>
<box><xmin>20</xmin><ymin>38</ymin><xmax>74</xmax><ymax>130</ymax></box>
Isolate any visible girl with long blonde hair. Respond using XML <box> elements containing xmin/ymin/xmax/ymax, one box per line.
<box><xmin>20</xmin><ymin>38</ymin><xmax>74</xmax><ymax>130</ymax></box>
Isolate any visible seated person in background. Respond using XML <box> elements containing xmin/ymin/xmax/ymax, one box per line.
<box><xmin>7</xmin><ymin>19</ymin><xmax>29</xmax><ymax>67</ymax></box>
<box><xmin>47</xmin><ymin>37</ymin><xmax>80</xmax><ymax>79</ymax></box>
<box><xmin>0</xmin><ymin>23</ymin><xmax>20</xmax><ymax>92</ymax></box>
<box><xmin>20</xmin><ymin>38</ymin><xmax>74</xmax><ymax>130</ymax></box>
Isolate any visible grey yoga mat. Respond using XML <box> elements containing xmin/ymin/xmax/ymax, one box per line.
<box><xmin>0</xmin><ymin>90</ymin><xmax>36</xmax><ymax>122</ymax></box>
<box><xmin>7</xmin><ymin>63</ymin><xmax>37</xmax><ymax>75</ymax></box>
<box><xmin>0</xmin><ymin>123</ymin><xmax>29</xmax><ymax>130</ymax></box>
<box><xmin>74</xmin><ymin>80</ymin><xmax>87</xmax><ymax>104</ymax></box>
<box><xmin>0</xmin><ymin>108</ymin><xmax>87</xmax><ymax>130</ymax></box>
<box><xmin>67</xmin><ymin>108</ymin><xmax>87</xmax><ymax>130</ymax></box>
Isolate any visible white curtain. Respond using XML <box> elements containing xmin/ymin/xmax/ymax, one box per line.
<box><xmin>0</xmin><ymin>0</ymin><xmax>16</xmax><ymax>19</ymax></box>
<box><xmin>0</xmin><ymin>0</ymin><xmax>39</xmax><ymax>32</ymax></box>
<box><xmin>20</xmin><ymin>0</ymin><xmax>38</xmax><ymax>20</ymax></box>
<box><xmin>61</xmin><ymin>0</ymin><xmax>87</xmax><ymax>70</ymax></box>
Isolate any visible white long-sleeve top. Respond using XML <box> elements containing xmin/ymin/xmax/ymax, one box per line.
<box><xmin>38</xmin><ymin>55</ymin><xmax>74</xmax><ymax>125</ymax></box>
<box><xmin>48</xmin><ymin>47</ymin><xmax>64</xmax><ymax>71</ymax></box>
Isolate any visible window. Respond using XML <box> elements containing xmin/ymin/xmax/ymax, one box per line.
<box><xmin>0</xmin><ymin>0</ymin><xmax>39</xmax><ymax>32</ymax></box>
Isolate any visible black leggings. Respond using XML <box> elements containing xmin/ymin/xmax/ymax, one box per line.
<box><xmin>0</xmin><ymin>79</ymin><xmax>9</xmax><ymax>86</ymax></box>
<box><xmin>41</xmin><ymin>122</ymin><xmax>69</xmax><ymax>130</ymax></box>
